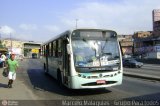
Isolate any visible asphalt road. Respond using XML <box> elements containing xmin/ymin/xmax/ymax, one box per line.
<box><xmin>124</xmin><ymin>64</ymin><xmax>160</xmax><ymax>77</ymax></box>
<box><xmin>19</xmin><ymin>59</ymin><xmax>160</xmax><ymax>100</ymax></box>
<box><xmin>0</xmin><ymin>59</ymin><xmax>160</xmax><ymax>106</ymax></box>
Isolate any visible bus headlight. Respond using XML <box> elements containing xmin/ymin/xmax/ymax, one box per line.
<box><xmin>83</xmin><ymin>75</ymin><xmax>86</xmax><ymax>78</ymax></box>
<box><xmin>78</xmin><ymin>74</ymin><xmax>81</xmax><ymax>77</ymax></box>
<box><xmin>87</xmin><ymin>76</ymin><xmax>91</xmax><ymax>79</ymax></box>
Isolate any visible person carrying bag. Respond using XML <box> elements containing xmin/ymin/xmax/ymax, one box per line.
<box><xmin>6</xmin><ymin>54</ymin><xmax>19</xmax><ymax>88</ymax></box>
<box><xmin>2</xmin><ymin>66</ymin><xmax>9</xmax><ymax>77</ymax></box>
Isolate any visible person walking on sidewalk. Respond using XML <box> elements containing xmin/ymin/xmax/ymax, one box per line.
<box><xmin>6</xmin><ymin>54</ymin><xmax>19</xmax><ymax>88</ymax></box>
<box><xmin>1</xmin><ymin>53</ymin><xmax>7</xmax><ymax>67</ymax></box>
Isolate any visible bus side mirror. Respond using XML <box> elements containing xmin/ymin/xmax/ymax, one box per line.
<box><xmin>67</xmin><ymin>44</ymin><xmax>72</xmax><ymax>55</ymax></box>
<box><xmin>67</xmin><ymin>37</ymin><xmax>70</xmax><ymax>43</ymax></box>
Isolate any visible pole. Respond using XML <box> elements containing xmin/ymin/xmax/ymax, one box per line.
<box><xmin>0</xmin><ymin>32</ymin><xmax>1</xmax><ymax>40</ymax></box>
<box><xmin>10</xmin><ymin>33</ymin><xmax>12</xmax><ymax>54</ymax></box>
<box><xmin>76</xmin><ymin>19</ymin><xmax>78</xmax><ymax>29</ymax></box>
<box><xmin>0</xmin><ymin>27</ymin><xmax>1</xmax><ymax>40</ymax></box>
<box><xmin>0</xmin><ymin>27</ymin><xmax>1</xmax><ymax>47</ymax></box>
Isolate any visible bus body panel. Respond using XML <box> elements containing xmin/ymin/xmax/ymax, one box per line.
<box><xmin>48</xmin><ymin>57</ymin><xmax>58</xmax><ymax>79</ymax></box>
<box><xmin>68</xmin><ymin>71</ymin><xmax>123</xmax><ymax>89</ymax></box>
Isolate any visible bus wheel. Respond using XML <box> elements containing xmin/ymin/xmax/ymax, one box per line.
<box><xmin>57</xmin><ymin>71</ymin><xmax>63</xmax><ymax>87</ymax></box>
<box><xmin>44</xmin><ymin>63</ymin><xmax>48</xmax><ymax>75</ymax></box>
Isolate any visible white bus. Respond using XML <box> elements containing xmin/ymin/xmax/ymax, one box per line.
<box><xmin>41</xmin><ymin>29</ymin><xmax>123</xmax><ymax>89</ymax></box>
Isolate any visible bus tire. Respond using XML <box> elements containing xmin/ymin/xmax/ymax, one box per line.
<box><xmin>44</xmin><ymin>63</ymin><xmax>48</xmax><ymax>75</ymax></box>
<box><xmin>57</xmin><ymin>70</ymin><xmax>63</xmax><ymax>87</ymax></box>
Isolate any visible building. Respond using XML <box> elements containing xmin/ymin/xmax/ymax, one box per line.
<box><xmin>133</xmin><ymin>31</ymin><xmax>153</xmax><ymax>55</ymax></box>
<box><xmin>2</xmin><ymin>38</ymin><xmax>41</xmax><ymax>58</ymax></box>
<box><xmin>23</xmin><ymin>41</ymin><xmax>41</xmax><ymax>58</ymax></box>
<box><xmin>133</xmin><ymin>31</ymin><xmax>160</xmax><ymax>59</ymax></box>
<box><xmin>153</xmin><ymin>9</ymin><xmax>160</xmax><ymax>23</ymax></box>
<box><xmin>131</xmin><ymin>9</ymin><xmax>160</xmax><ymax>59</ymax></box>
<box><xmin>153</xmin><ymin>9</ymin><xmax>160</xmax><ymax>36</ymax></box>
<box><xmin>118</xmin><ymin>35</ymin><xmax>133</xmax><ymax>56</ymax></box>
<box><xmin>0</xmin><ymin>40</ymin><xmax>7</xmax><ymax>54</ymax></box>
<box><xmin>133</xmin><ymin>31</ymin><xmax>152</xmax><ymax>39</ymax></box>
<box><xmin>2</xmin><ymin>38</ymin><xmax>24</xmax><ymax>55</ymax></box>
<box><xmin>153</xmin><ymin>20</ymin><xmax>160</xmax><ymax>36</ymax></box>
<box><xmin>153</xmin><ymin>20</ymin><xmax>160</xmax><ymax>32</ymax></box>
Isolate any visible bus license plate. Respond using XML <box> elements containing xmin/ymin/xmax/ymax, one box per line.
<box><xmin>96</xmin><ymin>80</ymin><xmax>106</xmax><ymax>84</ymax></box>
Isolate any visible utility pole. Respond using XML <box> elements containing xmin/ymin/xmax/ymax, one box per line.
<box><xmin>10</xmin><ymin>33</ymin><xmax>13</xmax><ymax>53</ymax></box>
<box><xmin>0</xmin><ymin>27</ymin><xmax>1</xmax><ymax>40</ymax></box>
<box><xmin>76</xmin><ymin>19</ymin><xmax>78</xmax><ymax>29</ymax></box>
<box><xmin>0</xmin><ymin>27</ymin><xmax>2</xmax><ymax>48</ymax></box>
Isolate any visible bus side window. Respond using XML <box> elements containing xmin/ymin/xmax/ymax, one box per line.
<box><xmin>42</xmin><ymin>46</ymin><xmax>44</xmax><ymax>56</ymax></box>
<box><xmin>51</xmin><ymin>42</ymin><xmax>53</xmax><ymax>56</ymax></box>
<box><xmin>49</xmin><ymin>43</ymin><xmax>52</xmax><ymax>57</ymax></box>
<box><xmin>58</xmin><ymin>39</ymin><xmax>62</xmax><ymax>57</ymax></box>
<box><xmin>55</xmin><ymin>40</ymin><xmax>58</xmax><ymax>57</ymax></box>
<box><xmin>53</xmin><ymin>41</ymin><xmax>56</xmax><ymax>57</ymax></box>
<box><xmin>46</xmin><ymin>45</ymin><xmax>49</xmax><ymax>56</ymax></box>
<box><xmin>43</xmin><ymin>45</ymin><xmax>46</xmax><ymax>57</ymax></box>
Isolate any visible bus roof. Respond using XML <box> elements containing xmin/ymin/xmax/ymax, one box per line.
<box><xmin>42</xmin><ymin>30</ymin><xmax>71</xmax><ymax>46</ymax></box>
<box><xmin>42</xmin><ymin>28</ymin><xmax>117</xmax><ymax>46</ymax></box>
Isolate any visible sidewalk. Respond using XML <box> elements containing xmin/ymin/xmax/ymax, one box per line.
<box><xmin>0</xmin><ymin>68</ymin><xmax>38</xmax><ymax>100</ymax></box>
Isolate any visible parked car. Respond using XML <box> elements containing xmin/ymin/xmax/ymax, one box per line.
<box><xmin>123</xmin><ymin>58</ymin><xmax>143</xmax><ymax>68</ymax></box>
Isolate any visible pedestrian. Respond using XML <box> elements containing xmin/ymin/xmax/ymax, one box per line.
<box><xmin>6</xmin><ymin>53</ymin><xmax>10</xmax><ymax>60</ymax></box>
<box><xmin>6</xmin><ymin>54</ymin><xmax>19</xmax><ymax>88</ymax></box>
<box><xmin>1</xmin><ymin>53</ymin><xmax>6</xmax><ymax>67</ymax></box>
<box><xmin>0</xmin><ymin>53</ymin><xmax>2</xmax><ymax>68</ymax></box>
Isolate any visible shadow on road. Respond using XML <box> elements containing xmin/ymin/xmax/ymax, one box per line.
<box><xmin>27</xmin><ymin>69</ymin><xmax>112</xmax><ymax>96</ymax></box>
<box><xmin>0</xmin><ymin>83</ymin><xmax>8</xmax><ymax>88</ymax></box>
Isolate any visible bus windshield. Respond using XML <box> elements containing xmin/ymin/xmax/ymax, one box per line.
<box><xmin>72</xmin><ymin>39</ymin><xmax>120</xmax><ymax>69</ymax></box>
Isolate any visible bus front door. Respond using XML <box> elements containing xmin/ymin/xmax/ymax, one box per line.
<box><xmin>62</xmin><ymin>38</ymin><xmax>70</xmax><ymax>86</ymax></box>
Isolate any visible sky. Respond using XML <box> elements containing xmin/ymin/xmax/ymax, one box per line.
<box><xmin>0</xmin><ymin>0</ymin><xmax>160</xmax><ymax>42</ymax></box>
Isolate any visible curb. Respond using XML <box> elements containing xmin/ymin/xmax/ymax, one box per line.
<box><xmin>124</xmin><ymin>72</ymin><xmax>160</xmax><ymax>81</ymax></box>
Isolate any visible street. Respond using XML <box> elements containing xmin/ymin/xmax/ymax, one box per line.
<box><xmin>124</xmin><ymin>64</ymin><xmax>160</xmax><ymax>77</ymax></box>
<box><xmin>0</xmin><ymin>59</ymin><xmax>160</xmax><ymax>106</ymax></box>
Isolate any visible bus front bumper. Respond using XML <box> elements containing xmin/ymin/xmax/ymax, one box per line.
<box><xmin>69</xmin><ymin>73</ymin><xmax>123</xmax><ymax>89</ymax></box>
